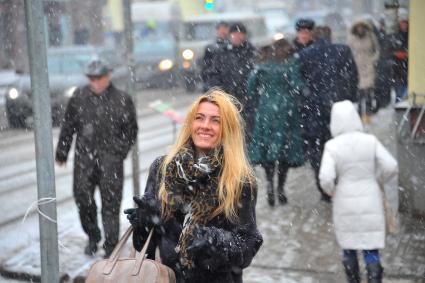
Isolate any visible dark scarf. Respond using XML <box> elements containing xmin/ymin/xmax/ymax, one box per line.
<box><xmin>164</xmin><ymin>142</ymin><xmax>223</xmax><ymax>269</ymax></box>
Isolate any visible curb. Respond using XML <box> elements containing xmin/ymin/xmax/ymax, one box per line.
<box><xmin>0</xmin><ymin>265</ymin><xmax>69</xmax><ymax>283</ymax></box>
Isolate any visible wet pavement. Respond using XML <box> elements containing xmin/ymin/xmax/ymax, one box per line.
<box><xmin>0</xmin><ymin>101</ymin><xmax>424</xmax><ymax>282</ymax></box>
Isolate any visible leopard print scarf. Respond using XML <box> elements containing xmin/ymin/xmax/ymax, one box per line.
<box><xmin>164</xmin><ymin>142</ymin><xmax>223</xmax><ymax>269</ymax></box>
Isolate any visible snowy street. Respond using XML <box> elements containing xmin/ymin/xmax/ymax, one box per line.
<box><xmin>0</xmin><ymin>88</ymin><xmax>424</xmax><ymax>282</ymax></box>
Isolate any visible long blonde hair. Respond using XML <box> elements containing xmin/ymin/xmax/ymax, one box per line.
<box><xmin>158</xmin><ymin>89</ymin><xmax>255</xmax><ymax>222</ymax></box>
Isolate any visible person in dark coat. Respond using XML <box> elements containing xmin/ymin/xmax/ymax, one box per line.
<box><xmin>205</xmin><ymin>22</ymin><xmax>257</xmax><ymax>141</ymax></box>
<box><xmin>124</xmin><ymin>90</ymin><xmax>263</xmax><ymax>283</ymax></box>
<box><xmin>55</xmin><ymin>59</ymin><xmax>138</xmax><ymax>258</ymax></box>
<box><xmin>389</xmin><ymin>19</ymin><xmax>408</xmax><ymax>102</ymax></box>
<box><xmin>248</xmin><ymin>40</ymin><xmax>305</xmax><ymax>206</ymax></box>
<box><xmin>297</xmin><ymin>26</ymin><xmax>358</xmax><ymax>202</ymax></box>
<box><xmin>201</xmin><ymin>21</ymin><xmax>229</xmax><ymax>91</ymax></box>
<box><xmin>373</xmin><ymin>17</ymin><xmax>393</xmax><ymax>109</ymax></box>
<box><xmin>293</xmin><ymin>18</ymin><xmax>315</xmax><ymax>53</ymax></box>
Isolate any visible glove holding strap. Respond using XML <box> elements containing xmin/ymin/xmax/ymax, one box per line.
<box><xmin>124</xmin><ymin>195</ymin><xmax>163</xmax><ymax>251</ymax></box>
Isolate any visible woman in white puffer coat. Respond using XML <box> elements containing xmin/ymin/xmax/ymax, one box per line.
<box><xmin>319</xmin><ymin>100</ymin><xmax>398</xmax><ymax>283</ymax></box>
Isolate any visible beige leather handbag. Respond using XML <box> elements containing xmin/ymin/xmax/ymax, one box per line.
<box><xmin>85</xmin><ymin>227</ymin><xmax>176</xmax><ymax>283</ymax></box>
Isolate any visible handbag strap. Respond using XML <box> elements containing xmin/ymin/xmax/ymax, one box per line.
<box><xmin>131</xmin><ymin>229</ymin><xmax>154</xmax><ymax>276</ymax></box>
<box><xmin>103</xmin><ymin>226</ymin><xmax>134</xmax><ymax>274</ymax></box>
<box><xmin>102</xmin><ymin>227</ymin><xmax>154</xmax><ymax>275</ymax></box>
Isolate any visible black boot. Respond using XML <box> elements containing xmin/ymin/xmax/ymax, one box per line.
<box><xmin>263</xmin><ymin>162</ymin><xmax>275</xmax><ymax>207</ymax></box>
<box><xmin>366</xmin><ymin>262</ymin><xmax>383</xmax><ymax>283</ymax></box>
<box><xmin>277</xmin><ymin>187</ymin><xmax>287</xmax><ymax>205</ymax></box>
<box><xmin>84</xmin><ymin>238</ymin><xmax>98</xmax><ymax>256</ymax></box>
<box><xmin>103</xmin><ymin>245</ymin><xmax>115</xmax><ymax>259</ymax></box>
<box><xmin>267</xmin><ymin>181</ymin><xmax>275</xmax><ymax>206</ymax></box>
<box><xmin>277</xmin><ymin>162</ymin><xmax>289</xmax><ymax>205</ymax></box>
<box><xmin>342</xmin><ymin>259</ymin><xmax>360</xmax><ymax>283</ymax></box>
<box><xmin>320</xmin><ymin>193</ymin><xmax>332</xmax><ymax>203</ymax></box>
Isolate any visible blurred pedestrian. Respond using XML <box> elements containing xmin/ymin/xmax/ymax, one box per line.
<box><xmin>348</xmin><ymin>21</ymin><xmax>380</xmax><ymax>123</ymax></box>
<box><xmin>298</xmin><ymin>26</ymin><xmax>358</xmax><ymax>202</ymax></box>
<box><xmin>205</xmin><ymin>22</ymin><xmax>257</xmax><ymax>140</ymax></box>
<box><xmin>374</xmin><ymin>17</ymin><xmax>393</xmax><ymax>109</ymax></box>
<box><xmin>248</xmin><ymin>40</ymin><xmax>304</xmax><ymax>206</ymax></box>
<box><xmin>389</xmin><ymin>18</ymin><xmax>408</xmax><ymax>102</ymax></box>
<box><xmin>124</xmin><ymin>90</ymin><xmax>263</xmax><ymax>283</ymax></box>
<box><xmin>201</xmin><ymin>21</ymin><xmax>229</xmax><ymax>91</ymax></box>
<box><xmin>319</xmin><ymin>100</ymin><xmax>398</xmax><ymax>283</ymax></box>
<box><xmin>293</xmin><ymin>18</ymin><xmax>315</xmax><ymax>53</ymax></box>
<box><xmin>55</xmin><ymin>59</ymin><xmax>138</xmax><ymax>258</ymax></box>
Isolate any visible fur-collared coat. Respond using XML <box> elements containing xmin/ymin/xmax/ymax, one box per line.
<box><xmin>348</xmin><ymin>22</ymin><xmax>380</xmax><ymax>90</ymax></box>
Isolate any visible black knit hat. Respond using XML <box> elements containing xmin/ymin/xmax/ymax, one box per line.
<box><xmin>229</xmin><ymin>22</ymin><xmax>247</xmax><ymax>34</ymax></box>
<box><xmin>295</xmin><ymin>18</ymin><xmax>315</xmax><ymax>31</ymax></box>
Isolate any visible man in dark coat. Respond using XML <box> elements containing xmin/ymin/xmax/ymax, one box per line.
<box><xmin>205</xmin><ymin>22</ymin><xmax>257</xmax><ymax>140</ymax></box>
<box><xmin>201</xmin><ymin>21</ymin><xmax>229</xmax><ymax>91</ymax></box>
<box><xmin>389</xmin><ymin>19</ymin><xmax>408</xmax><ymax>102</ymax></box>
<box><xmin>373</xmin><ymin>17</ymin><xmax>393</xmax><ymax>109</ymax></box>
<box><xmin>298</xmin><ymin>26</ymin><xmax>358</xmax><ymax>202</ymax></box>
<box><xmin>55</xmin><ymin>59</ymin><xmax>138</xmax><ymax>257</ymax></box>
<box><xmin>293</xmin><ymin>18</ymin><xmax>315</xmax><ymax>53</ymax></box>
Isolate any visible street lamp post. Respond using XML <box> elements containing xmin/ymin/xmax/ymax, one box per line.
<box><xmin>23</xmin><ymin>1</ymin><xmax>60</xmax><ymax>282</ymax></box>
<box><xmin>122</xmin><ymin>0</ymin><xmax>141</xmax><ymax>196</ymax></box>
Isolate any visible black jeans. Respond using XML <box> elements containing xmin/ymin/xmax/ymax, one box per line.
<box><xmin>73</xmin><ymin>153</ymin><xmax>124</xmax><ymax>252</ymax></box>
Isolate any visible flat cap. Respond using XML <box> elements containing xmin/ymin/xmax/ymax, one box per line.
<box><xmin>84</xmin><ymin>59</ymin><xmax>112</xmax><ymax>77</ymax></box>
<box><xmin>295</xmin><ymin>18</ymin><xmax>315</xmax><ymax>31</ymax></box>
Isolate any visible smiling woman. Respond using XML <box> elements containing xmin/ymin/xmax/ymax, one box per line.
<box><xmin>124</xmin><ymin>89</ymin><xmax>263</xmax><ymax>283</ymax></box>
<box><xmin>191</xmin><ymin>101</ymin><xmax>221</xmax><ymax>153</ymax></box>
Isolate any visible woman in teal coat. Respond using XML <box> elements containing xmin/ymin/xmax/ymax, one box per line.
<box><xmin>248</xmin><ymin>39</ymin><xmax>305</xmax><ymax>206</ymax></box>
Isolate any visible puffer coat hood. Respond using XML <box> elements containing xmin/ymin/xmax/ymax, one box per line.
<box><xmin>330</xmin><ymin>100</ymin><xmax>363</xmax><ymax>137</ymax></box>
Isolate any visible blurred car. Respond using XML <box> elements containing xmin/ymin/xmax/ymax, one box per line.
<box><xmin>131</xmin><ymin>1</ymin><xmax>180</xmax><ymax>88</ymax></box>
<box><xmin>177</xmin><ymin>11</ymin><xmax>270</xmax><ymax>92</ymax></box>
<box><xmin>255</xmin><ymin>2</ymin><xmax>291</xmax><ymax>39</ymax></box>
<box><xmin>0</xmin><ymin>69</ymin><xmax>18</xmax><ymax>105</ymax></box>
<box><xmin>5</xmin><ymin>45</ymin><xmax>127</xmax><ymax>128</ymax></box>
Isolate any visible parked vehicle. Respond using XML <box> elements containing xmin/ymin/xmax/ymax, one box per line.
<box><xmin>177</xmin><ymin>11</ymin><xmax>269</xmax><ymax>92</ymax></box>
<box><xmin>255</xmin><ymin>1</ymin><xmax>291</xmax><ymax>39</ymax></box>
<box><xmin>131</xmin><ymin>1</ymin><xmax>180</xmax><ymax>88</ymax></box>
<box><xmin>0</xmin><ymin>70</ymin><xmax>18</xmax><ymax>106</ymax></box>
<box><xmin>5</xmin><ymin>45</ymin><xmax>127</xmax><ymax>128</ymax></box>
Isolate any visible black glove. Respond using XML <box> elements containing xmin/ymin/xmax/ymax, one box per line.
<box><xmin>124</xmin><ymin>195</ymin><xmax>162</xmax><ymax>230</ymax></box>
<box><xmin>186</xmin><ymin>226</ymin><xmax>231</xmax><ymax>271</ymax></box>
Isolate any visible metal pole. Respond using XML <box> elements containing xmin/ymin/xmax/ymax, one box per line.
<box><xmin>173</xmin><ymin>121</ymin><xmax>177</xmax><ymax>142</ymax></box>
<box><xmin>23</xmin><ymin>1</ymin><xmax>59</xmax><ymax>283</ymax></box>
<box><xmin>122</xmin><ymin>0</ymin><xmax>140</xmax><ymax>196</ymax></box>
